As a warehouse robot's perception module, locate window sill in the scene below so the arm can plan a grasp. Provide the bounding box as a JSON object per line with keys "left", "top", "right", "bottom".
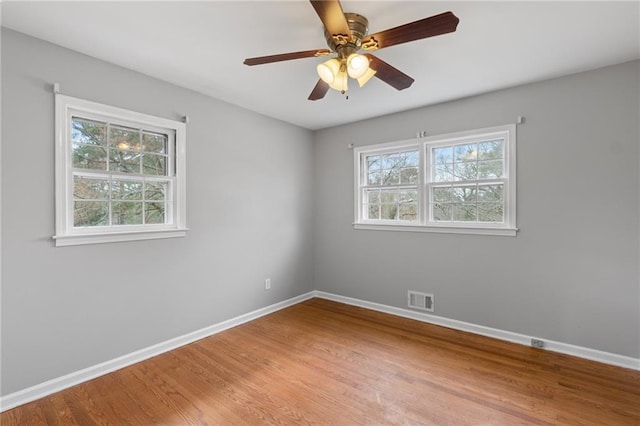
{"left": 353, "top": 223, "right": 517, "bottom": 237}
{"left": 53, "top": 228, "right": 189, "bottom": 247}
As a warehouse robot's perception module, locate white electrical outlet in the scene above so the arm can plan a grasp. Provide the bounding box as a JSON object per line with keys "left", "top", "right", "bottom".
{"left": 265, "top": 278, "right": 271, "bottom": 290}
{"left": 531, "top": 338, "right": 545, "bottom": 349}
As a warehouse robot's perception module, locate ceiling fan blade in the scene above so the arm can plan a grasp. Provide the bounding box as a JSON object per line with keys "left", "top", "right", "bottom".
{"left": 244, "top": 49, "right": 331, "bottom": 66}
{"left": 308, "top": 79, "right": 330, "bottom": 101}
{"left": 310, "top": 0, "right": 351, "bottom": 39}
{"left": 361, "top": 11, "right": 459, "bottom": 51}
{"left": 366, "top": 54, "right": 414, "bottom": 90}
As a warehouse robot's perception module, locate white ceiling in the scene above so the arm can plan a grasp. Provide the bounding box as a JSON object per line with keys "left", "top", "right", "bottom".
{"left": 2, "top": 1, "right": 639, "bottom": 130}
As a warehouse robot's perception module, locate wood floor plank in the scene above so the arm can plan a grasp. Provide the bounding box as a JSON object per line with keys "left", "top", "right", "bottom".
{"left": 2, "top": 298, "right": 639, "bottom": 425}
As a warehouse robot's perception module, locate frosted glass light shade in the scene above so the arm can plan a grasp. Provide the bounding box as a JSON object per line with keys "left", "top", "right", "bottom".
{"left": 347, "top": 53, "right": 370, "bottom": 79}
{"left": 317, "top": 59, "right": 341, "bottom": 84}
{"left": 357, "top": 67, "right": 377, "bottom": 87}
{"left": 329, "top": 69, "right": 348, "bottom": 92}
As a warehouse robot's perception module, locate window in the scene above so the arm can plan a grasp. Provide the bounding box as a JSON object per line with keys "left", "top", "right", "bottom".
{"left": 354, "top": 125, "right": 516, "bottom": 236}
{"left": 54, "top": 95, "right": 187, "bottom": 246}
{"left": 362, "top": 149, "right": 420, "bottom": 222}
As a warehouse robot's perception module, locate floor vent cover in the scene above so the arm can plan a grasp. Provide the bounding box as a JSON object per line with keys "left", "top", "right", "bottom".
{"left": 408, "top": 291, "right": 434, "bottom": 312}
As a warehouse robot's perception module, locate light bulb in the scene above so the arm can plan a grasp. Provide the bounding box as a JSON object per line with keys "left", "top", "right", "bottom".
{"left": 317, "top": 58, "right": 341, "bottom": 84}
{"left": 347, "top": 53, "right": 370, "bottom": 79}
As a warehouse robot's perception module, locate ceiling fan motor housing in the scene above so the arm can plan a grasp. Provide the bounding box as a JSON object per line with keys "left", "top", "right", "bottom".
{"left": 324, "top": 12, "right": 369, "bottom": 52}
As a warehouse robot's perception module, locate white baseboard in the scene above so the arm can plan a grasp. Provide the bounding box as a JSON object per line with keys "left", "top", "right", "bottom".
{"left": 2, "top": 290, "right": 638, "bottom": 413}
{"left": 0, "top": 291, "right": 315, "bottom": 413}
{"left": 313, "top": 291, "right": 640, "bottom": 371}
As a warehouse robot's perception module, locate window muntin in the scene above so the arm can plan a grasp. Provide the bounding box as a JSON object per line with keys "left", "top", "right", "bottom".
{"left": 354, "top": 125, "right": 516, "bottom": 236}
{"left": 55, "top": 94, "right": 187, "bottom": 246}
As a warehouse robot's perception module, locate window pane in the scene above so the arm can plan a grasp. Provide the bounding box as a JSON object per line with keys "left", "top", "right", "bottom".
{"left": 145, "top": 202, "right": 166, "bottom": 224}
{"left": 455, "top": 144, "right": 478, "bottom": 162}
{"left": 367, "top": 204, "right": 380, "bottom": 220}
{"left": 380, "top": 190, "right": 398, "bottom": 203}
{"left": 365, "top": 190, "right": 379, "bottom": 204}
{"left": 366, "top": 155, "right": 381, "bottom": 171}
{"left": 142, "top": 154, "right": 167, "bottom": 176}
{"left": 72, "top": 118, "right": 106, "bottom": 146}
{"left": 145, "top": 181, "right": 168, "bottom": 201}
{"left": 74, "top": 201, "right": 109, "bottom": 227}
{"left": 400, "top": 167, "right": 418, "bottom": 184}
{"left": 433, "top": 146, "right": 452, "bottom": 165}
{"left": 454, "top": 162, "right": 478, "bottom": 181}
{"left": 478, "top": 140, "right": 503, "bottom": 160}
{"left": 368, "top": 171, "right": 381, "bottom": 185}
{"left": 432, "top": 187, "right": 452, "bottom": 202}
{"left": 110, "top": 148, "right": 141, "bottom": 173}
{"left": 382, "top": 169, "right": 400, "bottom": 185}
{"left": 399, "top": 203, "right": 417, "bottom": 221}
{"left": 401, "top": 151, "right": 419, "bottom": 167}
{"left": 74, "top": 177, "right": 109, "bottom": 200}
{"left": 453, "top": 203, "right": 477, "bottom": 221}
{"left": 382, "top": 153, "right": 400, "bottom": 169}
{"left": 110, "top": 125, "right": 140, "bottom": 151}
{"left": 73, "top": 145, "right": 107, "bottom": 170}
{"left": 112, "top": 201, "right": 143, "bottom": 225}
{"left": 434, "top": 164, "right": 452, "bottom": 182}
{"left": 433, "top": 203, "right": 452, "bottom": 221}
{"left": 478, "top": 203, "right": 504, "bottom": 222}
{"left": 112, "top": 180, "right": 143, "bottom": 200}
{"left": 478, "top": 184, "right": 503, "bottom": 203}
{"left": 400, "top": 190, "right": 417, "bottom": 203}
{"left": 478, "top": 160, "right": 503, "bottom": 179}
{"left": 452, "top": 186, "right": 477, "bottom": 203}
{"left": 381, "top": 204, "right": 398, "bottom": 220}
{"left": 142, "top": 132, "right": 167, "bottom": 154}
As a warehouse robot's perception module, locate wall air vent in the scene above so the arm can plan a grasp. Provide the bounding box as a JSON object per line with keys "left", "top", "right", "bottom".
{"left": 408, "top": 291, "right": 434, "bottom": 312}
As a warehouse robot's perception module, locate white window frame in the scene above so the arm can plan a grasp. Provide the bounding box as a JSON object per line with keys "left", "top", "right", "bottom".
{"left": 354, "top": 124, "right": 517, "bottom": 236}
{"left": 54, "top": 94, "right": 188, "bottom": 246}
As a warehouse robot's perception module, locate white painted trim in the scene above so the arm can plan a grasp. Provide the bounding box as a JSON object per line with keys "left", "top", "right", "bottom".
{"left": 0, "top": 292, "right": 315, "bottom": 412}
{"left": 353, "top": 223, "right": 518, "bottom": 236}
{"left": 313, "top": 291, "right": 640, "bottom": 371}
{"left": 53, "top": 228, "right": 189, "bottom": 246}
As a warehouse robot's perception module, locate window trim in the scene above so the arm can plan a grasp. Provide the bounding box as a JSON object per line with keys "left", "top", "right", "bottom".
{"left": 353, "top": 124, "right": 517, "bottom": 236}
{"left": 54, "top": 94, "right": 188, "bottom": 246}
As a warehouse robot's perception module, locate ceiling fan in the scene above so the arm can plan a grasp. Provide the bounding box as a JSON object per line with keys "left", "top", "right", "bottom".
{"left": 243, "top": 0, "right": 459, "bottom": 101}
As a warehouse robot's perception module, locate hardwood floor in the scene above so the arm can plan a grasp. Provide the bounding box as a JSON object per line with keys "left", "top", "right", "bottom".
{"left": 2, "top": 298, "right": 639, "bottom": 425}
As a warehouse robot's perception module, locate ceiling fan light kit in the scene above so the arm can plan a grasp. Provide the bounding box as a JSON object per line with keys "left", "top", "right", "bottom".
{"left": 356, "top": 67, "right": 377, "bottom": 88}
{"left": 243, "top": 0, "right": 459, "bottom": 101}
{"left": 317, "top": 53, "right": 372, "bottom": 93}
{"left": 346, "top": 53, "right": 370, "bottom": 79}
{"left": 317, "top": 58, "right": 341, "bottom": 84}
{"left": 329, "top": 66, "right": 349, "bottom": 92}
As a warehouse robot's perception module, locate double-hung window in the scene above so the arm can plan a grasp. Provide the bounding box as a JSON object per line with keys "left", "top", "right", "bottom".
{"left": 54, "top": 95, "right": 187, "bottom": 246}
{"left": 354, "top": 124, "right": 517, "bottom": 236}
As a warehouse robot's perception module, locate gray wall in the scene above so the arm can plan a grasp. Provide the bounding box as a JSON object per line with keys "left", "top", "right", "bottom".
{"left": 313, "top": 60, "right": 640, "bottom": 358}
{"left": 2, "top": 27, "right": 639, "bottom": 399}
{"left": 1, "top": 29, "right": 314, "bottom": 395}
